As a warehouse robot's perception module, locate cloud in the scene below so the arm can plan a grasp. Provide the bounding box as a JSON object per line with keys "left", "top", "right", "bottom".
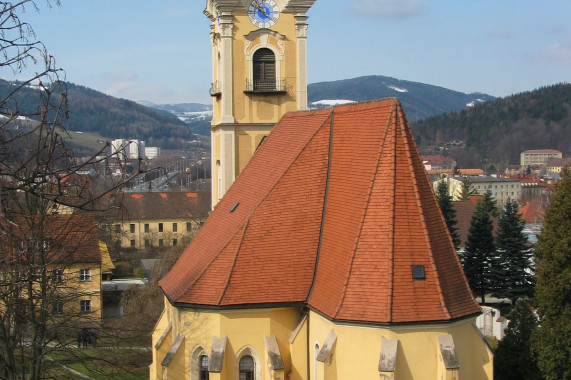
{"left": 350, "top": 0, "right": 423, "bottom": 19}
{"left": 488, "top": 29, "right": 512, "bottom": 39}
{"left": 541, "top": 38, "right": 571, "bottom": 65}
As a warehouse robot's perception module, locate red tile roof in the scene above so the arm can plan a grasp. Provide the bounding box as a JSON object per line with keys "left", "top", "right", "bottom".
{"left": 117, "top": 191, "right": 211, "bottom": 220}
{"left": 159, "top": 99, "right": 480, "bottom": 324}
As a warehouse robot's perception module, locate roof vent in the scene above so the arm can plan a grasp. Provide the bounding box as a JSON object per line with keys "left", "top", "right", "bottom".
{"left": 230, "top": 202, "right": 239, "bottom": 213}
{"left": 411, "top": 265, "right": 425, "bottom": 280}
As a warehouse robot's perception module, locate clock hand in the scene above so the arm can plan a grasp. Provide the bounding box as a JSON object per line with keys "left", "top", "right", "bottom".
{"left": 254, "top": 3, "right": 270, "bottom": 19}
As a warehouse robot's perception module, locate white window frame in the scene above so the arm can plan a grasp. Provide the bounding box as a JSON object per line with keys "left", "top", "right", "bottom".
{"left": 80, "top": 299, "right": 91, "bottom": 313}
{"left": 79, "top": 268, "right": 91, "bottom": 282}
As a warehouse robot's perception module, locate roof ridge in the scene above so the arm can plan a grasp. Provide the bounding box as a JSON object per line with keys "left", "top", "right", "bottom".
{"left": 217, "top": 217, "right": 250, "bottom": 305}
{"left": 333, "top": 103, "right": 395, "bottom": 319}
{"left": 176, "top": 223, "right": 248, "bottom": 301}
{"left": 387, "top": 104, "right": 398, "bottom": 323}
{"left": 306, "top": 111, "right": 334, "bottom": 302}
{"left": 397, "top": 103, "right": 452, "bottom": 320}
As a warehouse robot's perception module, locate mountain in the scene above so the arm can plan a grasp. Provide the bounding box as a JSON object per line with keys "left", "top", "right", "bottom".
{"left": 0, "top": 80, "right": 194, "bottom": 150}
{"left": 411, "top": 83, "right": 571, "bottom": 168}
{"left": 143, "top": 102, "right": 213, "bottom": 136}
{"left": 308, "top": 75, "right": 496, "bottom": 122}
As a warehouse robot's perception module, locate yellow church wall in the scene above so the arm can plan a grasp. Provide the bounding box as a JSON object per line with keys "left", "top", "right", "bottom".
{"left": 308, "top": 310, "right": 493, "bottom": 380}
{"left": 152, "top": 300, "right": 305, "bottom": 380}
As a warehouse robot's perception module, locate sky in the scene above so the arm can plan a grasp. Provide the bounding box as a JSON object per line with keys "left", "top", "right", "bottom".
{"left": 8, "top": 0, "right": 571, "bottom": 105}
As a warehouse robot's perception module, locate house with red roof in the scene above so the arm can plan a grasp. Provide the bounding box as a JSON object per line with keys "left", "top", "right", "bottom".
{"left": 150, "top": 100, "right": 492, "bottom": 380}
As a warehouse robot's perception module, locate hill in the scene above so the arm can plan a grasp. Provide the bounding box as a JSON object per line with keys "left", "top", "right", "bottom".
{"left": 0, "top": 80, "right": 193, "bottom": 151}
{"left": 411, "top": 83, "right": 571, "bottom": 168}
{"left": 308, "top": 75, "right": 495, "bottom": 122}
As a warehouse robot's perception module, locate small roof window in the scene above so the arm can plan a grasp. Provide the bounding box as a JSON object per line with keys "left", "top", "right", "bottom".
{"left": 411, "top": 265, "right": 425, "bottom": 280}
{"left": 230, "top": 202, "right": 239, "bottom": 213}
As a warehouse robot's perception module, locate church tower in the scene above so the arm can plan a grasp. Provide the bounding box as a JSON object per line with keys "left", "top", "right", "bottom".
{"left": 204, "top": 0, "right": 316, "bottom": 206}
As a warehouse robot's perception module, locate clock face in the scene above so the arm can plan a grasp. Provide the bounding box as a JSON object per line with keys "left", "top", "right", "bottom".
{"left": 248, "top": 0, "right": 280, "bottom": 29}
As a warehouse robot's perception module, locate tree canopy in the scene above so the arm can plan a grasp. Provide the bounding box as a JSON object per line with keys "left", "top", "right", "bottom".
{"left": 462, "top": 199, "right": 496, "bottom": 303}
{"left": 532, "top": 167, "right": 571, "bottom": 380}
{"left": 435, "top": 179, "right": 461, "bottom": 249}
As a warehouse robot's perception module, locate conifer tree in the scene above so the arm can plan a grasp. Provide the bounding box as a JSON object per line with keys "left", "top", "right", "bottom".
{"left": 532, "top": 167, "right": 571, "bottom": 380}
{"left": 436, "top": 180, "right": 461, "bottom": 249}
{"left": 482, "top": 190, "right": 499, "bottom": 217}
{"left": 494, "top": 300, "right": 541, "bottom": 380}
{"left": 493, "top": 199, "right": 534, "bottom": 303}
{"left": 462, "top": 199, "right": 495, "bottom": 303}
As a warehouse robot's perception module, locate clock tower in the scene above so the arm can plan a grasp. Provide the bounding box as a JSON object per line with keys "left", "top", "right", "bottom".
{"left": 204, "top": 0, "right": 316, "bottom": 206}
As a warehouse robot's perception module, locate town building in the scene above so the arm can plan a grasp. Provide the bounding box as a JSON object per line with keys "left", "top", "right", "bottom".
{"left": 151, "top": 99, "right": 493, "bottom": 380}
{"left": 520, "top": 149, "right": 562, "bottom": 167}
{"left": 546, "top": 157, "right": 571, "bottom": 173}
{"left": 207, "top": 0, "right": 315, "bottom": 205}
{"left": 0, "top": 213, "right": 114, "bottom": 325}
{"left": 468, "top": 176, "right": 522, "bottom": 205}
{"left": 109, "top": 191, "right": 210, "bottom": 249}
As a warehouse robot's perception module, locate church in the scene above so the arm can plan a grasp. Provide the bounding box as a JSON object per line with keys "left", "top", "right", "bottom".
{"left": 150, "top": 1, "right": 493, "bottom": 379}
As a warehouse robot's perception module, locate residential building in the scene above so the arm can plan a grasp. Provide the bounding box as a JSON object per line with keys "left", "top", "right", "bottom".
{"left": 0, "top": 213, "right": 113, "bottom": 325}
{"left": 422, "top": 154, "right": 456, "bottom": 171}
{"left": 151, "top": 100, "right": 492, "bottom": 380}
{"left": 520, "top": 149, "right": 562, "bottom": 167}
{"left": 546, "top": 157, "right": 571, "bottom": 173}
{"left": 110, "top": 191, "right": 210, "bottom": 249}
{"left": 468, "top": 176, "right": 522, "bottom": 205}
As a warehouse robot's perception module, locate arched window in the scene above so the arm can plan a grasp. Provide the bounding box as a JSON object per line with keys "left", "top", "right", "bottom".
{"left": 252, "top": 48, "right": 276, "bottom": 91}
{"left": 199, "top": 355, "right": 209, "bottom": 380}
{"left": 239, "top": 355, "right": 255, "bottom": 380}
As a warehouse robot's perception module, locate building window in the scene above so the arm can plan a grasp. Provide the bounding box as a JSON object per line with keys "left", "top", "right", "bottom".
{"left": 239, "top": 356, "right": 255, "bottom": 380}
{"left": 173, "top": 223, "right": 178, "bottom": 232}
{"left": 79, "top": 269, "right": 91, "bottom": 282}
{"left": 252, "top": 48, "right": 276, "bottom": 91}
{"left": 51, "top": 269, "right": 64, "bottom": 283}
{"left": 145, "top": 239, "right": 150, "bottom": 247}
{"left": 199, "top": 355, "right": 209, "bottom": 380}
{"left": 144, "top": 223, "right": 149, "bottom": 233}
{"left": 158, "top": 223, "right": 163, "bottom": 232}
{"left": 187, "top": 222, "right": 192, "bottom": 232}
{"left": 114, "top": 224, "right": 121, "bottom": 233}
{"left": 80, "top": 300, "right": 91, "bottom": 313}
{"left": 52, "top": 300, "right": 64, "bottom": 314}
{"left": 173, "top": 239, "right": 177, "bottom": 246}
{"left": 159, "top": 239, "right": 164, "bottom": 247}
{"left": 130, "top": 224, "right": 135, "bottom": 233}
{"left": 130, "top": 239, "right": 136, "bottom": 247}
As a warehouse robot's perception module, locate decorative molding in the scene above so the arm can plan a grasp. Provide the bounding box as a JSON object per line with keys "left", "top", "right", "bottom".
{"left": 220, "top": 23, "right": 234, "bottom": 37}
{"left": 244, "top": 29, "right": 286, "bottom": 41}
{"left": 295, "top": 23, "right": 308, "bottom": 38}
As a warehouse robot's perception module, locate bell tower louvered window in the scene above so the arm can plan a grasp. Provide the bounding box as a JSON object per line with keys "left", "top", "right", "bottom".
{"left": 252, "top": 48, "right": 276, "bottom": 91}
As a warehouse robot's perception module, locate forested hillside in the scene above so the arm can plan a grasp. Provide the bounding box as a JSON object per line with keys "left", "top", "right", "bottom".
{"left": 411, "top": 83, "right": 571, "bottom": 168}
{"left": 308, "top": 75, "right": 495, "bottom": 122}
{"left": 0, "top": 80, "right": 193, "bottom": 149}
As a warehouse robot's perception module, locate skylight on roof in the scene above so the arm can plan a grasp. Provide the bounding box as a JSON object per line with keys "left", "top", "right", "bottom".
{"left": 412, "top": 265, "right": 425, "bottom": 280}
{"left": 230, "top": 202, "right": 239, "bottom": 213}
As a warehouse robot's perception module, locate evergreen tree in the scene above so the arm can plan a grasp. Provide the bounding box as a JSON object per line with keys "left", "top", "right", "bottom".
{"left": 531, "top": 167, "right": 571, "bottom": 380}
{"left": 493, "top": 200, "right": 534, "bottom": 303}
{"left": 436, "top": 180, "right": 461, "bottom": 249}
{"left": 462, "top": 199, "right": 495, "bottom": 303}
{"left": 482, "top": 190, "right": 500, "bottom": 217}
{"left": 494, "top": 300, "right": 542, "bottom": 380}
{"left": 459, "top": 176, "right": 475, "bottom": 200}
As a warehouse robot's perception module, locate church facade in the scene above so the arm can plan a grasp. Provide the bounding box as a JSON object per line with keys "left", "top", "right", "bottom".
{"left": 150, "top": 100, "right": 493, "bottom": 379}
{"left": 149, "top": 2, "right": 492, "bottom": 379}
